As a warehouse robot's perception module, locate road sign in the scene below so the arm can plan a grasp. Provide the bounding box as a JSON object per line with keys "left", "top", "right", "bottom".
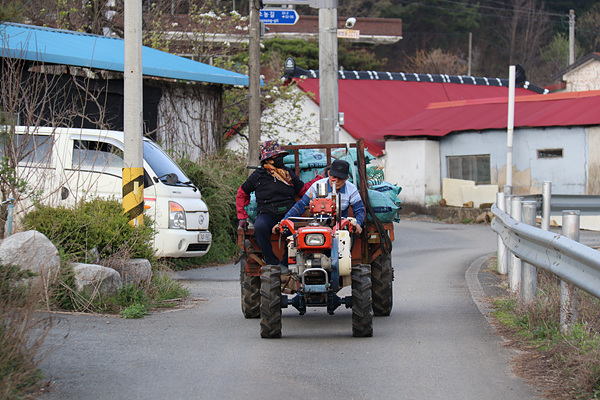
{"left": 337, "top": 29, "right": 360, "bottom": 39}
{"left": 260, "top": 9, "right": 299, "bottom": 25}
{"left": 262, "top": 0, "right": 309, "bottom": 4}
{"left": 262, "top": 0, "right": 335, "bottom": 7}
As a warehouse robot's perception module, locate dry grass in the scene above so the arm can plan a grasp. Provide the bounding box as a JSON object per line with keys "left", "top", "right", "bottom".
{"left": 0, "top": 264, "right": 55, "bottom": 399}
{"left": 491, "top": 270, "right": 600, "bottom": 400}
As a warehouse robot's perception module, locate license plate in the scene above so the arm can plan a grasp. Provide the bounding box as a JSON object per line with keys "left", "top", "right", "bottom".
{"left": 198, "top": 232, "right": 212, "bottom": 243}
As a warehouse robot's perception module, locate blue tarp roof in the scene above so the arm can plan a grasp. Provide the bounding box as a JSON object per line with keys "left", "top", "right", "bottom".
{"left": 0, "top": 22, "right": 249, "bottom": 86}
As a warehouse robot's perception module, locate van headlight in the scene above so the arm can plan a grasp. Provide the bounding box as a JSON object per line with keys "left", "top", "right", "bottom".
{"left": 169, "top": 201, "right": 186, "bottom": 229}
{"left": 304, "top": 233, "right": 325, "bottom": 246}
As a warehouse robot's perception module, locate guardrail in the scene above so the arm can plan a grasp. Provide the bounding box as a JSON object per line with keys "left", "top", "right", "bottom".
{"left": 520, "top": 194, "right": 600, "bottom": 215}
{"left": 491, "top": 204, "right": 600, "bottom": 298}
{"left": 491, "top": 191, "right": 600, "bottom": 332}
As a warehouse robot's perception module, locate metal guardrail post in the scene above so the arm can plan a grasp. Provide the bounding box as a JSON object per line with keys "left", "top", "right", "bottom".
{"left": 496, "top": 192, "right": 508, "bottom": 275}
{"left": 503, "top": 185, "right": 513, "bottom": 215}
{"left": 521, "top": 201, "right": 537, "bottom": 302}
{"left": 560, "top": 210, "right": 580, "bottom": 334}
{"left": 509, "top": 196, "right": 523, "bottom": 292}
{"left": 542, "top": 181, "right": 551, "bottom": 231}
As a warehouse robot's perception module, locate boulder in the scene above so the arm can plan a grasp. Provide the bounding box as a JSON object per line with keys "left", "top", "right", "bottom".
{"left": 72, "top": 263, "right": 122, "bottom": 296}
{"left": 476, "top": 211, "right": 493, "bottom": 224}
{"left": 0, "top": 230, "right": 61, "bottom": 287}
{"left": 101, "top": 258, "right": 152, "bottom": 286}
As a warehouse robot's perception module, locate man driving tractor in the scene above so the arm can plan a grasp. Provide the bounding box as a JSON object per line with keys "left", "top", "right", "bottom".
{"left": 274, "top": 159, "right": 365, "bottom": 235}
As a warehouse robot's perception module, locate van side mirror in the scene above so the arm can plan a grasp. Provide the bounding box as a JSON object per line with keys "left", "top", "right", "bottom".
{"left": 154, "top": 173, "right": 179, "bottom": 185}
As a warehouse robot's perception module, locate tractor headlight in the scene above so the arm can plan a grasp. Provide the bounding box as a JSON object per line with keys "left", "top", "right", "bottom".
{"left": 304, "top": 233, "right": 325, "bottom": 246}
{"left": 169, "top": 201, "right": 186, "bottom": 229}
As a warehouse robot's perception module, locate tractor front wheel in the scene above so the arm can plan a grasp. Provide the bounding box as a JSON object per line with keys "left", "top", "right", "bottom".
{"left": 351, "top": 264, "right": 373, "bottom": 337}
{"left": 260, "top": 265, "right": 282, "bottom": 338}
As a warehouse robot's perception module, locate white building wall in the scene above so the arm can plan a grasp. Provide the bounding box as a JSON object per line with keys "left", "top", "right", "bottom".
{"left": 157, "top": 86, "right": 220, "bottom": 161}
{"left": 563, "top": 60, "right": 600, "bottom": 92}
{"left": 384, "top": 139, "right": 440, "bottom": 204}
{"left": 440, "top": 127, "right": 588, "bottom": 195}
{"left": 225, "top": 86, "right": 381, "bottom": 166}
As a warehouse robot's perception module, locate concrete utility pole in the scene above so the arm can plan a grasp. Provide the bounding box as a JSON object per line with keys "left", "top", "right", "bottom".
{"left": 248, "top": 0, "right": 262, "bottom": 169}
{"left": 569, "top": 9, "right": 575, "bottom": 66}
{"left": 123, "top": 0, "right": 144, "bottom": 226}
{"left": 318, "top": 0, "right": 339, "bottom": 144}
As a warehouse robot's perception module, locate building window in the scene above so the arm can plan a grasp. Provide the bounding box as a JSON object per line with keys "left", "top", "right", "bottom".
{"left": 447, "top": 154, "right": 490, "bottom": 184}
{"left": 537, "top": 148, "right": 563, "bottom": 158}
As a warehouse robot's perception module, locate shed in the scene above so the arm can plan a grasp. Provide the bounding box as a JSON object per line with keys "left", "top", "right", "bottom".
{"left": 555, "top": 52, "right": 600, "bottom": 93}
{"left": 382, "top": 90, "right": 600, "bottom": 206}
{"left": 0, "top": 22, "right": 249, "bottom": 160}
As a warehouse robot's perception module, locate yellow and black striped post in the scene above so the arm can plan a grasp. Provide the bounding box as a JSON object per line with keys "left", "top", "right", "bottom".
{"left": 123, "top": 167, "right": 144, "bottom": 226}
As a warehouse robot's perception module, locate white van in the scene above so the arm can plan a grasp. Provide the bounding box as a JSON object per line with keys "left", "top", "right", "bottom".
{"left": 8, "top": 126, "right": 211, "bottom": 258}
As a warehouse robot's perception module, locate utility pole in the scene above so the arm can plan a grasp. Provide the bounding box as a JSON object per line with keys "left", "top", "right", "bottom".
{"left": 123, "top": 0, "right": 144, "bottom": 227}
{"left": 318, "top": 0, "right": 338, "bottom": 144}
{"left": 248, "top": 0, "right": 261, "bottom": 169}
{"left": 468, "top": 32, "right": 472, "bottom": 76}
{"left": 569, "top": 9, "right": 575, "bottom": 66}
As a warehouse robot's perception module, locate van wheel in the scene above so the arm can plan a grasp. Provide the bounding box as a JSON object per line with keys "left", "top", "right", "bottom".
{"left": 371, "top": 254, "right": 393, "bottom": 316}
{"left": 240, "top": 259, "right": 260, "bottom": 318}
{"left": 260, "top": 265, "right": 282, "bottom": 338}
{"left": 351, "top": 264, "right": 373, "bottom": 337}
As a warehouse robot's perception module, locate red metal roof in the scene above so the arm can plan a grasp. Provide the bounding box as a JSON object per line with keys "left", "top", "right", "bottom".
{"left": 296, "top": 78, "right": 539, "bottom": 156}
{"left": 380, "top": 90, "right": 600, "bottom": 138}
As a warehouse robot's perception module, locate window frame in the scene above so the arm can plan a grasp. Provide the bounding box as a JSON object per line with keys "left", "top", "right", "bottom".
{"left": 447, "top": 154, "right": 491, "bottom": 184}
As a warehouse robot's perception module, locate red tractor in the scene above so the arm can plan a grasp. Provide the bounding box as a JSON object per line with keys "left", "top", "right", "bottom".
{"left": 238, "top": 141, "right": 395, "bottom": 338}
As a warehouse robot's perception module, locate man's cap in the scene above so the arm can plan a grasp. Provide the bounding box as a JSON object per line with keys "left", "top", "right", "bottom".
{"left": 330, "top": 159, "right": 350, "bottom": 180}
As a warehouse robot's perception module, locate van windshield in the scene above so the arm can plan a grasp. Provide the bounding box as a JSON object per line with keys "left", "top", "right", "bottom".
{"left": 143, "top": 140, "right": 192, "bottom": 186}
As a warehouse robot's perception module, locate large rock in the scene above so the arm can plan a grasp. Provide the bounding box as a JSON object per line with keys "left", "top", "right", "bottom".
{"left": 0, "top": 230, "right": 61, "bottom": 287}
{"left": 100, "top": 258, "right": 152, "bottom": 286}
{"left": 72, "top": 263, "right": 122, "bottom": 296}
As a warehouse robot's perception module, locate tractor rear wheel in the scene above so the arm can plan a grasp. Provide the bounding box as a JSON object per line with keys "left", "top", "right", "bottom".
{"left": 371, "top": 254, "right": 393, "bottom": 316}
{"left": 241, "top": 259, "right": 260, "bottom": 318}
{"left": 351, "top": 264, "right": 373, "bottom": 337}
{"left": 260, "top": 265, "right": 282, "bottom": 338}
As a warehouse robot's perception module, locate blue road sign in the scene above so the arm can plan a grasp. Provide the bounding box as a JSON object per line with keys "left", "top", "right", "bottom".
{"left": 263, "top": 0, "right": 309, "bottom": 4}
{"left": 260, "top": 9, "right": 299, "bottom": 25}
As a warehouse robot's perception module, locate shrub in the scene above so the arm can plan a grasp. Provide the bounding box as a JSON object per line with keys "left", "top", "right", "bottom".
{"left": 176, "top": 150, "right": 247, "bottom": 266}
{"left": 120, "top": 303, "right": 149, "bottom": 319}
{"left": 23, "top": 198, "right": 156, "bottom": 262}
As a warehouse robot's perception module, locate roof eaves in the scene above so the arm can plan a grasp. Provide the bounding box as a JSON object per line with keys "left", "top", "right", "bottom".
{"left": 552, "top": 52, "right": 600, "bottom": 80}
{"left": 0, "top": 22, "right": 250, "bottom": 86}
{"left": 289, "top": 69, "right": 549, "bottom": 94}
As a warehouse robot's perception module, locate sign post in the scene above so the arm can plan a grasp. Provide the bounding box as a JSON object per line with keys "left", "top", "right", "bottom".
{"left": 258, "top": 0, "right": 340, "bottom": 145}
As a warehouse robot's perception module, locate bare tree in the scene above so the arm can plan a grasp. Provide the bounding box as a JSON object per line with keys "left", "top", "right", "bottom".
{"left": 0, "top": 43, "right": 120, "bottom": 237}
{"left": 406, "top": 48, "right": 468, "bottom": 76}
{"left": 577, "top": 3, "right": 600, "bottom": 54}
{"left": 17, "top": 0, "right": 119, "bottom": 35}
{"left": 497, "top": 0, "right": 552, "bottom": 77}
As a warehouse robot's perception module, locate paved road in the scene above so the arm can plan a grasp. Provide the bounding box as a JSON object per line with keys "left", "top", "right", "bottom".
{"left": 38, "top": 220, "right": 543, "bottom": 400}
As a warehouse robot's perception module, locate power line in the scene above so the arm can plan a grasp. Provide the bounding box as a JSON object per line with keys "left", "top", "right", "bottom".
{"left": 396, "top": 0, "right": 565, "bottom": 23}
{"left": 482, "top": 0, "right": 565, "bottom": 17}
